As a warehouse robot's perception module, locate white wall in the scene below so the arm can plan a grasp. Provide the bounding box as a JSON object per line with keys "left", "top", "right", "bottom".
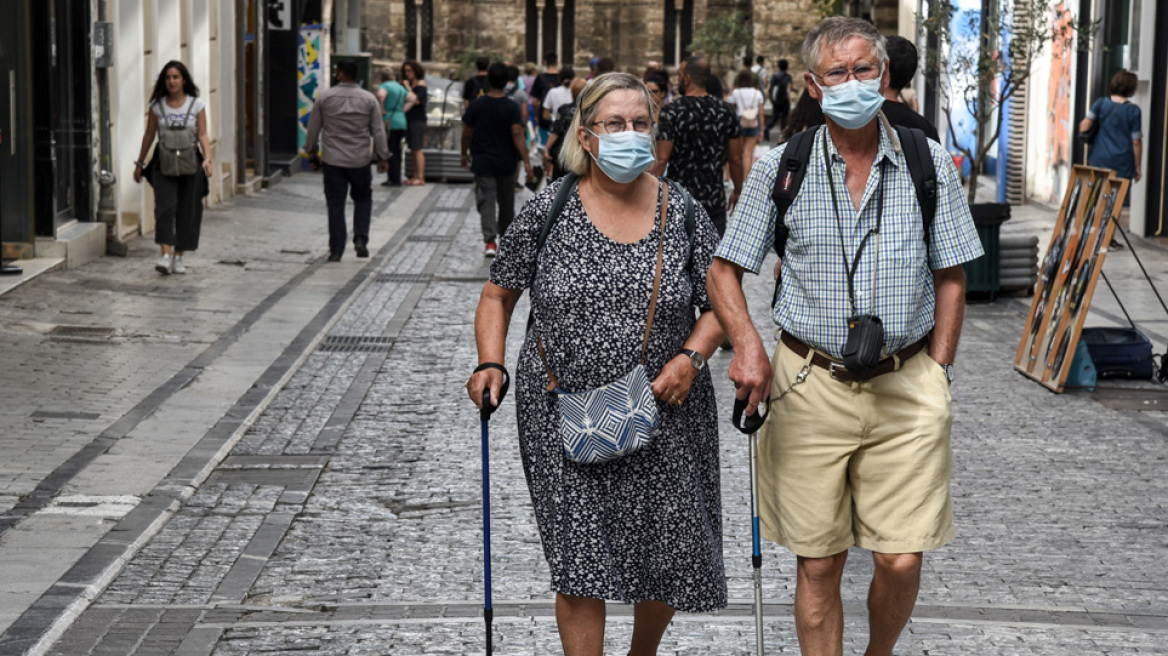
{"left": 1126, "top": 0, "right": 1156, "bottom": 236}
{"left": 215, "top": 0, "right": 236, "bottom": 200}
{"left": 113, "top": 0, "right": 148, "bottom": 239}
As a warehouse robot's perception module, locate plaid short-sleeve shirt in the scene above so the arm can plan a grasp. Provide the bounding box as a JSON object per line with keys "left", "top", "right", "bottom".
{"left": 715, "top": 117, "right": 983, "bottom": 359}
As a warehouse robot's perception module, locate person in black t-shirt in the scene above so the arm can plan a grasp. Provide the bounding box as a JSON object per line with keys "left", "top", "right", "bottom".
{"left": 764, "top": 59, "right": 792, "bottom": 142}
{"left": 651, "top": 56, "right": 743, "bottom": 236}
{"left": 529, "top": 52, "right": 561, "bottom": 132}
{"left": 462, "top": 63, "right": 534, "bottom": 256}
{"left": 463, "top": 56, "right": 491, "bottom": 112}
{"left": 881, "top": 36, "right": 941, "bottom": 143}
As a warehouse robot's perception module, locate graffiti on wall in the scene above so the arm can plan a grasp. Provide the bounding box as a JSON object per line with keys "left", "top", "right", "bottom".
{"left": 1045, "top": 2, "right": 1075, "bottom": 201}
{"left": 298, "top": 26, "right": 324, "bottom": 150}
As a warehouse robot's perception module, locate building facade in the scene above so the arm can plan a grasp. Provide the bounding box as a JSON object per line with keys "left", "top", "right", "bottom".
{"left": 360, "top": 0, "right": 864, "bottom": 76}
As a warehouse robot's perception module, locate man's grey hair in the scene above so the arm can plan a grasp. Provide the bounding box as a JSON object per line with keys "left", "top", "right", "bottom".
{"left": 802, "top": 17, "right": 888, "bottom": 74}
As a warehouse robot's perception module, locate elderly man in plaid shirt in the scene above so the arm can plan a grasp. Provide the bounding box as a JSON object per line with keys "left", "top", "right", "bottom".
{"left": 707, "top": 17, "right": 982, "bottom": 656}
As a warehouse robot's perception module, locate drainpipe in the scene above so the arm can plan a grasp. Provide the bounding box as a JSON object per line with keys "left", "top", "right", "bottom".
{"left": 95, "top": 0, "right": 126, "bottom": 255}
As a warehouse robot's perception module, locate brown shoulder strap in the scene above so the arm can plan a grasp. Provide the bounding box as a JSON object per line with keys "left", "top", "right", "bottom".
{"left": 640, "top": 181, "right": 668, "bottom": 365}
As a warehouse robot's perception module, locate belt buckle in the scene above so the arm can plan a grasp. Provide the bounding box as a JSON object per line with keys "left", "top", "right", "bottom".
{"left": 829, "top": 361, "right": 849, "bottom": 381}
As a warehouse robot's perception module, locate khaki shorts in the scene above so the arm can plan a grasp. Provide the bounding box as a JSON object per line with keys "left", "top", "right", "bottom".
{"left": 757, "top": 338, "right": 955, "bottom": 558}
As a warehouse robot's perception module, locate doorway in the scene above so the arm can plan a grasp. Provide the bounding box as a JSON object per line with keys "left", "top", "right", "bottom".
{"left": 31, "top": 0, "right": 92, "bottom": 236}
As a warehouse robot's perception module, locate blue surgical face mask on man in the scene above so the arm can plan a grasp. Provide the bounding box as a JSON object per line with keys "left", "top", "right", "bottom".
{"left": 817, "top": 75, "right": 885, "bottom": 130}
{"left": 586, "top": 129, "right": 656, "bottom": 184}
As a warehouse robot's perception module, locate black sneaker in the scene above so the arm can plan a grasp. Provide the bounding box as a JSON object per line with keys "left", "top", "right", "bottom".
{"left": 328, "top": 253, "right": 342, "bottom": 262}
{"left": 354, "top": 238, "right": 369, "bottom": 258}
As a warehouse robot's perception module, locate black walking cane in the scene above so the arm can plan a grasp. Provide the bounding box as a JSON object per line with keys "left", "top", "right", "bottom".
{"left": 475, "top": 364, "right": 510, "bottom": 655}
{"left": 733, "top": 396, "right": 770, "bottom": 656}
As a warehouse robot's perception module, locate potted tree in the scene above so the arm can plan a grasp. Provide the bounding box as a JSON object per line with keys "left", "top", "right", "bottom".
{"left": 921, "top": 0, "right": 1082, "bottom": 206}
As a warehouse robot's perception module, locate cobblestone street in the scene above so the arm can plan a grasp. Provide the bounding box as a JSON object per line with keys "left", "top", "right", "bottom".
{"left": 1, "top": 174, "right": 1167, "bottom": 654}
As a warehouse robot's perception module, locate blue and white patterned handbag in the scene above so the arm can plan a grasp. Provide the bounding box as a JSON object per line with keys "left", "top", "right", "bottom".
{"left": 537, "top": 185, "right": 669, "bottom": 465}
{"left": 553, "top": 364, "right": 661, "bottom": 465}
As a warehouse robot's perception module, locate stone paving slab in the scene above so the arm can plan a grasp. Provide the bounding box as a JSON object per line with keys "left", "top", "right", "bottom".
{"left": 22, "top": 181, "right": 1168, "bottom": 655}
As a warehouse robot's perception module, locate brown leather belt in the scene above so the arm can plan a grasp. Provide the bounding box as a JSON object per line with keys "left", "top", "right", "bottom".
{"left": 779, "top": 331, "right": 928, "bottom": 383}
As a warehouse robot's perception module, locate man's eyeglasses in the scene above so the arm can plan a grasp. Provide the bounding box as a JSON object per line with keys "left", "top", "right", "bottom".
{"left": 812, "top": 63, "right": 882, "bottom": 87}
{"left": 591, "top": 117, "right": 654, "bottom": 134}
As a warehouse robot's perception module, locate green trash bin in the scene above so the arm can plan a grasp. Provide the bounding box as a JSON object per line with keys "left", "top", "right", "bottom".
{"left": 963, "top": 203, "right": 1010, "bottom": 299}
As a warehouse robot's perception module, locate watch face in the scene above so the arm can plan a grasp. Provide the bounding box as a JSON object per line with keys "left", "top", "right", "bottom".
{"left": 691, "top": 351, "right": 706, "bottom": 371}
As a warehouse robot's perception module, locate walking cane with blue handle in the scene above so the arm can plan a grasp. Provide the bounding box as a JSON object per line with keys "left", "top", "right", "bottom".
{"left": 475, "top": 363, "right": 510, "bottom": 656}
{"left": 733, "top": 397, "right": 770, "bottom": 656}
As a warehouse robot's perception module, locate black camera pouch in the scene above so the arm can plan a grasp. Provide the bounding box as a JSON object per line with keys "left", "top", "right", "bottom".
{"left": 842, "top": 314, "right": 885, "bottom": 380}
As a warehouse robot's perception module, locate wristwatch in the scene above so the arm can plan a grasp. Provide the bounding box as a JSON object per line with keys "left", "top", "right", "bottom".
{"left": 940, "top": 363, "right": 954, "bottom": 385}
{"left": 681, "top": 348, "right": 706, "bottom": 372}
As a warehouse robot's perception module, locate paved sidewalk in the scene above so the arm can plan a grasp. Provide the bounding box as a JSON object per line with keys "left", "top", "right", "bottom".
{"left": 1, "top": 178, "right": 1167, "bottom": 655}
{"left": 0, "top": 171, "right": 430, "bottom": 648}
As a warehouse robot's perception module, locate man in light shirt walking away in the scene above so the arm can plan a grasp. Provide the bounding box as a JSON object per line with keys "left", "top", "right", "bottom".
{"left": 303, "top": 60, "right": 390, "bottom": 262}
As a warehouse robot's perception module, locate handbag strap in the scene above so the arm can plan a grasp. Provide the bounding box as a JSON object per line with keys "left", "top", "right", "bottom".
{"left": 538, "top": 180, "right": 670, "bottom": 392}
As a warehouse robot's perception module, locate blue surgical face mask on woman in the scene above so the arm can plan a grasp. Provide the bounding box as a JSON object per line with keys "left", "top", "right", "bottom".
{"left": 817, "top": 75, "right": 885, "bottom": 130}
{"left": 586, "top": 129, "right": 656, "bottom": 184}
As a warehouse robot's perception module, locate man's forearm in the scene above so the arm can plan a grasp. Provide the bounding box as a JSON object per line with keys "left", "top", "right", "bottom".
{"left": 708, "top": 258, "right": 764, "bottom": 352}
{"left": 930, "top": 265, "right": 966, "bottom": 364}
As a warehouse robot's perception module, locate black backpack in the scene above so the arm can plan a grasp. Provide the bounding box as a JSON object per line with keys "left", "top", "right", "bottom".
{"left": 769, "top": 124, "right": 937, "bottom": 294}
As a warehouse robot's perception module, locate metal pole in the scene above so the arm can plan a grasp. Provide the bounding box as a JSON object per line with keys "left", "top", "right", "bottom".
{"left": 236, "top": 0, "right": 247, "bottom": 185}
{"left": 555, "top": 0, "right": 564, "bottom": 67}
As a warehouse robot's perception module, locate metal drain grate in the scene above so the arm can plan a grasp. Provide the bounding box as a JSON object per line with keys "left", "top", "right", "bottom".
{"left": 318, "top": 335, "right": 394, "bottom": 353}
{"left": 30, "top": 411, "right": 102, "bottom": 421}
{"left": 375, "top": 273, "right": 432, "bottom": 283}
{"left": 49, "top": 325, "right": 116, "bottom": 337}
{"left": 406, "top": 235, "right": 455, "bottom": 242}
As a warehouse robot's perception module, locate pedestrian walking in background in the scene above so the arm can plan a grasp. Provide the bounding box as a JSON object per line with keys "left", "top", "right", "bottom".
{"left": 530, "top": 52, "right": 561, "bottom": 136}
{"left": 779, "top": 89, "right": 826, "bottom": 143}
{"left": 765, "top": 59, "right": 793, "bottom": 142}
{"left": 751, "top": 55, "right": 770, "bottom": 98}
{"left": 651, "top": 56, "right": 743, "bottom": 236}
{"left": 1080, "top": 69, "right": 1143, "bottom": 183}
{"left": 401, "top": 60, "right": 428, "bottom": 186}
{"left": 729, "top": 69, "right": 766, "bottom": 180}
{"left": 881, "top": 36, "right": 940, "bottom": 142}
{"left": 376, "top": 67, "right": 409, "bottom": 187}
{"left": 133, "top": 60, "right": 213, "bottom": 276}
{"left": 462, "top": 56, "right": 490, "bottom": 112}
{"left": 542, "top": 66, "right": 575, "bottom": 126}
{"left": 544, "top": 77, "right": 587, "bottom": 181}
{"left": 708, "top": 17, "right": 983, "bottom": 656}
{"left": 468, "top": 72, "right": 727, "bottom": 655}
{"left": 521, "top": 61, "right": 538, "bottom": 94}
{"left": 461, "top": 63, "right": 533, "bottom": 257}
{"left": 302, "top": 60, "right": 390, "bottom": 263}
{"left": 645, "top": 72, "right": 670, "bottom": 114}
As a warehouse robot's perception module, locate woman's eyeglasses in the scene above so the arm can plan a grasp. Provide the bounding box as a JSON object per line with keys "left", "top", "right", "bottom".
{"left": 591, "top": 117, "right": 654, "bottom": 134}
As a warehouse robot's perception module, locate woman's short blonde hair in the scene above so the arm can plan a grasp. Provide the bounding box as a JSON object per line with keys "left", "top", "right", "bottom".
{"left": 559, "top": 72, "right": 656, "bottom": 177}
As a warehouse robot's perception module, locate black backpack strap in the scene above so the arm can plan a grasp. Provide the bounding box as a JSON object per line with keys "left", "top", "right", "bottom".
{"left": 662, "top": 177, "right": 695, "bottom": 244}
{"left": 536, "top": 172, "right": 580, "bottom": 252}
{"left": 893, "top": 125, "right": 937, "bottom": 249}
{"left": 770, "top": 127, "right": 819, "bottom": 258}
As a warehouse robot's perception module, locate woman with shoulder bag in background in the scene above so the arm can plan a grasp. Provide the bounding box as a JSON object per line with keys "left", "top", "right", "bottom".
{"left": 729, "top": 68, "right": 765, "bottom": 180}
{"left": 1079, "top": 69, "right": 1143, "bottom": 184}
{"left": 467, "top": 73, "right": 727, "bottom": 655}
{"left": 133, "top": 61, "right": 213, "bottom": 275}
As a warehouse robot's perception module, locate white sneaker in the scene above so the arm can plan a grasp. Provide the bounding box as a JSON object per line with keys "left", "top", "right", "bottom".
{"left": 171, "top": 255, "right": 186, "bottom": 274}
{"left": 155, "top": 253, "right": 173, "bottom": 275}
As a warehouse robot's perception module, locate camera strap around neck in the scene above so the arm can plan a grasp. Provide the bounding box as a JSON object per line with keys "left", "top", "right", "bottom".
{"left": 822, "top": 128, "right": 886, "bottom": 317}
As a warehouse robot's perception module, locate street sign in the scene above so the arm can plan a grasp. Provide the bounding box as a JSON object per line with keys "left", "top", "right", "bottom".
{"left": 269, "top": 0, "right": 292, "bottom": 31}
